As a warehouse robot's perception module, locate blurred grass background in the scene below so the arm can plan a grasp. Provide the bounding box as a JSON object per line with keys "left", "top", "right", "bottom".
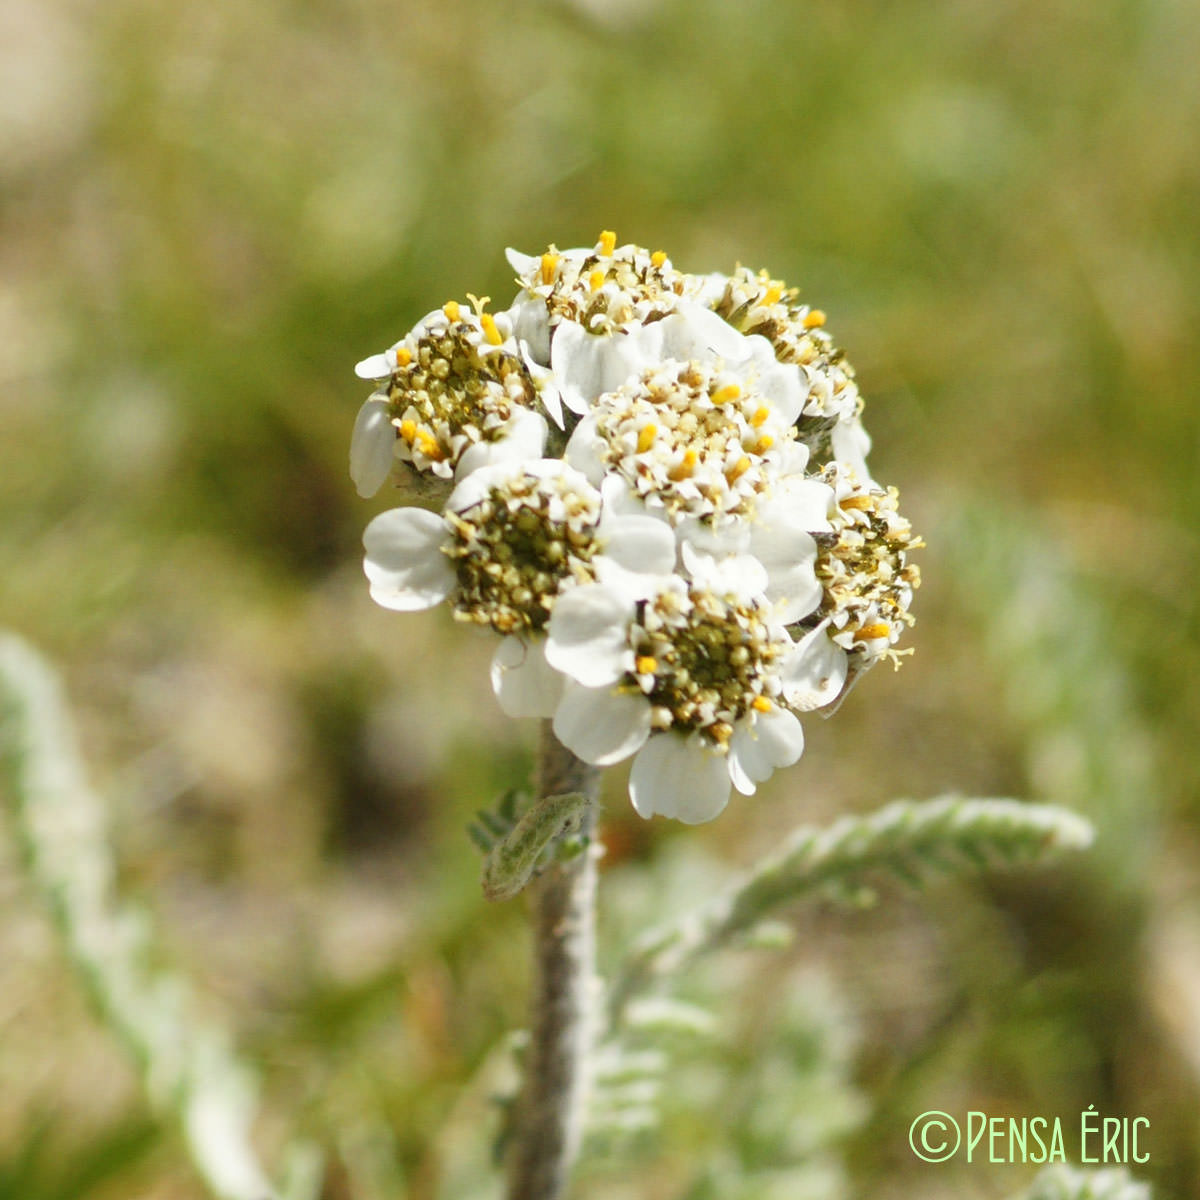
{"left": 2, "top": 0, "right": 1199, "bottom": 1195}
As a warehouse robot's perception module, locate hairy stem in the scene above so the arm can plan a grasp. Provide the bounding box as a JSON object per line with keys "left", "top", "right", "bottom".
{"left": 504, "top": 724, "right": 599, "bottom": 1200}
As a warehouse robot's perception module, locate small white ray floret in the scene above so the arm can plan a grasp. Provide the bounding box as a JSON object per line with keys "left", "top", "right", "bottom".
{"left": 543, "top": 581, "right": 645, "bottom": 688}
{"left": 350, "top": 396, "right": 397, "bottom": 498}
{"left": 490, "top": 636, "right": 564, "bottom": 719}
{"left": 727, "top": 704, "right": 806, "bottom": 796}
{"left": 628, "top": 733, "right": 732, "bottom": 824}
{"left": 781, "top": 620, "right": 849, "bottom": 711}
{"left": 362, "top": 507, "right": 455, "bottom": 611}
{"left": 553, "top": 681, "right": 653, "bottom": 766}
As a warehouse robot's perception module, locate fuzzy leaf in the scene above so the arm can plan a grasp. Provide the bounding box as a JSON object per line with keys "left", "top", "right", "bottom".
{"left": 1011, "top": 1164, "right": 1152, "bottom": 1200}
{"left": 610, "top": 796, "right": 1094, "bottom": 1024}
{"left": 481, "top": 790, "right": 591, "bottom": 902}
{"left": 0, "top": 634, "right": 321, "bottom": 1200}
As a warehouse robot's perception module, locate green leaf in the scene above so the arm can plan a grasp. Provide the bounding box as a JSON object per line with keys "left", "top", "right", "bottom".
{"left": 609, "top": 796, "right": 1094, "bottom": 1026}
{"left": 481, "top": 791, "right": 591, "bottom": 902}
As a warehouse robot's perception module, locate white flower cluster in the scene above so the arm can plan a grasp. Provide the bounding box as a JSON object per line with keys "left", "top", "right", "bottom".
{"left": 351, "top": 232, "right": 920, "bottom": 824}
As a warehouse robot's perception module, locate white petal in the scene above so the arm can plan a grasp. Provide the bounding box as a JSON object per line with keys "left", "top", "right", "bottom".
{"left": 681, "top": 542, "right": 768, "bottom": 598}
{"left": 775, "top": 440, "right": 811, "bottom": 477}
{"left": 350, "top": 398, "right": 396, "bottom": 498}
{"left": 550, "top": 319, "right": 665, "bottom": 413}
{"left": 720, "top": 554, "right": 769, "bottom": 596}
{"left": 550, "top": 322, "right": 607, "bottom": 414}
{"left": 545, "top": 584, "right": 634, "bottom": 687}
{"left": 675, "top": 515, "right": 751, "bottom": 558}
{"left": 726, "top": 746, "right": 756, "bottom": 797}
{"left": 727, "top": 706, "right": 805, "bottom": 794}
{"left": 537, "top": 383, "right": 565, "bottom": 429}
{"left": 831, "top": 416, "right": 874, "bottom": 485}
{"left": 552, "top": 681, "right": 651, "bottom": 766}
{"left": 598, "top": 513, "right": 676, "bottom": 576}
{"left": 684, "top": 271, "right": 730, "bottom": 307}
{"left": 490, "top": 637, "right": 562, "bottom": 718}
{"left": 656, "top": 302, "right": 751, "bottom": 363}
{"left": 505, "top": 247, "right": 539, "bottom": 277}
{"left": 747, "top": 355, "right": 806, "bottom": 425}
{"left": 748, "top": 517, "right": 814, "bottom": 571}
{"left": 446, "top": 462, "right": 499, "bottom": 511}
{"left": 720, "top": 549, "right": 768, "bottom": 592}
{"left": 764, "top": 478, "right": 834, "bottom": 533}
{"left": 455, "top": 409, "right": 548, "bottom": 479}
{"left": 629, "top": 735, "right": 731, "bottom": 824}
{"left": 354, "top": 351, "right": 393, "bottom": 380}
{"left": 782, "top": 624, "right": 849, "bottom": 710}
{"left": 454, "top": 440, "right": 497, "bottom": 480}
{"left": 564, "top": 415, "right": 609, "bottom": 485}
{"left": 362, "top": 508, "right": 454, "bottom": 611}
{"left": 509, "top": 294, "right": 551, "bottom": 366}
{"left": 750, "top": 522, "right": 821, "bottom": 623}
{"left": 768, "top": 563, "right": 822, "bottom": 624}
{"left": 507, "top": 406, "right": 550, "bottom": 456}
{"left": 592, "top": 559, "right": 677, "bottom": 606}
{"left": 521, "top": 351, "right": 564, "bottom": 426}
{"left": 599, "top": 472, "right": 644, "bottom": 514}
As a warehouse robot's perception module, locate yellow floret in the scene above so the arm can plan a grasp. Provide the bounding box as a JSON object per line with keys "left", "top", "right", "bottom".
{"left": 480, "top": 313, "right": 503, "bottom": 346}
{"left": 668, "top": 448, "right": 698, "bottom": 481}
{"left": 840, "top": 495, "right": 874, "bottom": 511}
{"left": 854, "top": 623, "right": 890, "bottom": 641}
{"left": 417, "top": 435, "right": 445, "bottom": 462}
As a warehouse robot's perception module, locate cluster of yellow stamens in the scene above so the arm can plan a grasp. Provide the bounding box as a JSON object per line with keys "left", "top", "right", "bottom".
{"left": 385, "top": 299, "right": 535, "bottom": 476}
{"left": 517, "top": 230, "right": 685, "bottom": 335}
{"left": 712, "top": 267, "right": 862, "bottom": 427}
{"left": 626, "top": 587, "right": 786, "bottom": 746}
{"left": 589, "top": 361, "right": 796, "bottom": 526}
{"left": 443, "top": 471, "right": 602, "bottom": 635}
{"left": 811, "top": 467, "right": 923, "bottom": 665}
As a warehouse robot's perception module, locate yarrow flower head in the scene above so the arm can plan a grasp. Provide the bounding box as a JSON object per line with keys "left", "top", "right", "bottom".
{"left": 543, "top": 547, "right": 839, "bottom": 822}
{"left": 507, "top": 231, "right": 685, "bottom": 338}
{"left": 350, "top": 231, "right": 921, "bottom": 823}
{"left": 708, "top": 266, "right": 864, "bottom": 448}
{"left": 350, "top": 296, "right": 555, "bottom": 497}
{"left": 566, "top": 358, "right": 808, "bottom": 528}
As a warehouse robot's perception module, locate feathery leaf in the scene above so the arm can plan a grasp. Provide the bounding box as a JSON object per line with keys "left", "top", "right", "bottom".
{"left": 610, "top": 795, "right": 1094, "bottom": 1024}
